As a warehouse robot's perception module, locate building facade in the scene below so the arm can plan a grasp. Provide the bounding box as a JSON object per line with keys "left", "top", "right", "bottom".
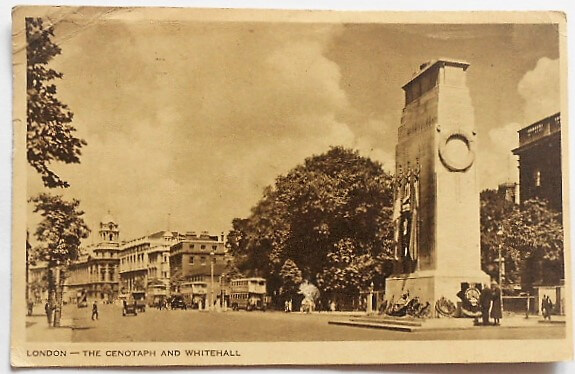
{"left": 66, "top": 214, "right": 121, "bottom": 302}
{"left": 170, "top": 231, "right": 227, "bottom": 305}
{"left": 118, "top": 230, "right": 178, "bottom": 294}
{"left": 512, "top": 113, "right": 562, "bottom": 212}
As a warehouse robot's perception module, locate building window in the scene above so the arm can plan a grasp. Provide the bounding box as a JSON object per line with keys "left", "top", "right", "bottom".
{"left": 535, "top": 169, "right": 542, "bottom": 187}
{"left": 200, "top": 256, "right": 206, "bottom": 265}
{"left": 189, "top": 256, "right": 194, "bottom": 264}
{"left": 190, "top": 244, "right": 195, "bottom": 249}
{"left": 212, "top": 245, "right": 217, "bottom": 251}
{"left": 201, "top": 245, "right": 206, "bottom": 250}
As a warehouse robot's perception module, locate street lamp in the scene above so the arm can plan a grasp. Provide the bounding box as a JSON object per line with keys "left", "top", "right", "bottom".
{"left": 210, "top": 251, "right": 215, "bottom": 311}
{"left": 496, "top": 228, "right": 504, "bottom": 314}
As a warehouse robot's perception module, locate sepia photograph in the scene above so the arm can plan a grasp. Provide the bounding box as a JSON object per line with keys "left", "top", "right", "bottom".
{"left": 10, "top": 5, "right": 571, "bottom": 367}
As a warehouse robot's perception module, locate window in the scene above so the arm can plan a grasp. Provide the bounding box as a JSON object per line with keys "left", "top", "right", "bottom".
{"left": 190, "top": 244, "right": 195, "bottom": 249}
{"left": 212, "top": 245, "right": 217, "bottom": 251}
{"left": 535, "top": 169, "right": 542, "bottom": 187}
{"left": 201, "top": 245, "right": 206, "bottom": 250}
{"left": 200, "top": 256, "right": 206, "bottom": 265}
{"left": 189, "top": 256, "right": 194, "bottom": 264}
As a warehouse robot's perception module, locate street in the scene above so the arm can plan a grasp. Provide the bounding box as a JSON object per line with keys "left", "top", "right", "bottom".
{"left": 26, "top": 303, "right": 566, "bottom": 342}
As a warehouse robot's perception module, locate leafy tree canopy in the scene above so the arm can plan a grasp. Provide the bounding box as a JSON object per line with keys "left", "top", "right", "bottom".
{"left": 480, "top": 190, "right": 564, "bottom": 289}
{"left": 26, "top": 17, "right": 86, "bottom": 188}
{"left": 228, "top": 147, "right": 394, "bottom": 296}
{"left": 30, "top": 193, "right": 90, "bottom": 266}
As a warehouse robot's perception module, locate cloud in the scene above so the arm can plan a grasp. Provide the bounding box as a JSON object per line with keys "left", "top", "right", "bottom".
{"left": 518, "top": 57, "right": 560, "bottom": 123}
{"left": 478, "top": 122, "right": 520, "bottom": 190}
{"left": 478, "top": 57, "right": 559, "bottom": 190}
{"left": 28, "top": 20, "right": 389, "bottom": 242}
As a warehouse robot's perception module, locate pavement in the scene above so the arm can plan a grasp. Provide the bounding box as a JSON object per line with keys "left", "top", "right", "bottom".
{"left": 25, "top": 313, "right": 73, "bottom": 342}
{"left": 25, "top": 304, "right": 567, "bottom": 342}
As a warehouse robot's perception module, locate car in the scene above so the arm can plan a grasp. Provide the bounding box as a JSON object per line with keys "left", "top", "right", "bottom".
{"left": 170, "top": 296, "right": 187, "bottom": 310}
{"left": 122, "top": 300, "right": 138, "bottom": 316}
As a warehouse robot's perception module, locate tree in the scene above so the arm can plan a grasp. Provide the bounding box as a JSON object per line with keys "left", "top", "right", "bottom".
{"left": 278, "top": 259, "right": 303, "bottom": 300}
{"left": 133, "top": 278, "right": 146, "bottom": 292}
{"left": 101, "top": 283, "right": 113, "bottom": 301}
{"left": 30, "top": 193, "right": 90, "bottom": 326}
{"left": 480, "top": 189, "right": 516, "bottom": 282}
{"left": 502, "top": 199, "right": 564, "bottom": 290}
{"left": 228, "top": 147, "right": 395, "bottom": 300}
{"left": 26, "top": 17, "right": 86, "bottom": 188}
{"left": 480, "top": 190, "right": 564, "bottom": 291}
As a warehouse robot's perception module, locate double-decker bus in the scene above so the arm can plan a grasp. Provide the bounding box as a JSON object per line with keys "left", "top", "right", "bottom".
{"left": 179, "top": 281, "right": 208, "bottom": 309}
{"left": 146, "top": 284, "right": 168, "bottom": 307}
{"left": 229, "top": 277, "right": 267, "bottom": 311}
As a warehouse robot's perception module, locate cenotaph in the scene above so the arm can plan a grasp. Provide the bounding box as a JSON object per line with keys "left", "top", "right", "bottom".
{"left": 385, "top": 59, "right": 490, "bottom": 317}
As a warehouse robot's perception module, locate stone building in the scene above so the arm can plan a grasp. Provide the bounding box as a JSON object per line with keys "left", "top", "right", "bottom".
{"left": 512, "top": 112, "right": 562, "bottom": 212}
{"left": 169, "top": 231, "right": 227, "bottom": 304}
{"left": 66, "top": 213, "right": 121, "bottom": 302}
{"left": 118, "top": 230, "right": 179, "bottom": 294}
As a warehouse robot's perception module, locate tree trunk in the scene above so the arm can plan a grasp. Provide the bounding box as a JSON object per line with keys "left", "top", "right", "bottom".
{"left": 53, "top": 267, "right": 66, "bottom": 327}
{"left": 47, "top": 267, "right": 56, "bottom": 326}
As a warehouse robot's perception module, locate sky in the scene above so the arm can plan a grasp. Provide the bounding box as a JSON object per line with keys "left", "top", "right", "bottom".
{"left": 23, "top": 8, "right": 561, "bottom": 243}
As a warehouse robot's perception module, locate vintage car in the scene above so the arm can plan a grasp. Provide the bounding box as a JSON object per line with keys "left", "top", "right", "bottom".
{"left": 122, "top": 300, "right": 138, "bottom": 316}
{"left": 170, "top": 295, "right": 187, "bottom": 310}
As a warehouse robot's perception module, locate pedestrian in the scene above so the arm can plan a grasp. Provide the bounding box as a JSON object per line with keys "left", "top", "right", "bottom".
{"left": 91, "top": 300, "right": 99, "bottom": 321}
{"left": 44, "top": 301, "right": 52, "bottom": 325}
{"left": 479, "top": 283, "right": 492, "bottom": 326}
{"left": 490, "top": 282, "right": 502, "bottom": 325}
{"left": 542, "top": 295, "right": 553, "bottom": 321}
{"left": 27, "top": 301, "right": 34, "bottom": 316}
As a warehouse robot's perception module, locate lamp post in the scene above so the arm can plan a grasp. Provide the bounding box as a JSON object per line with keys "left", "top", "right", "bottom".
{"left": 496, "top": 229, "right": 504, "bottom": 314}
{"left": 210, "top": 251, "right": 215, "bottom": 311}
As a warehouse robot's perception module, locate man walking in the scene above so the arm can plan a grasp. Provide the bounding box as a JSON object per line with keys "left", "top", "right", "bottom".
{"left": 91, "top": 300, "right": 99, "bottom": 321}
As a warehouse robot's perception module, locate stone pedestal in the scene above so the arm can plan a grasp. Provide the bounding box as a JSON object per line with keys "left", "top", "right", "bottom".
{"left": 385, "top": 60, "right": 490, "bottom": 317}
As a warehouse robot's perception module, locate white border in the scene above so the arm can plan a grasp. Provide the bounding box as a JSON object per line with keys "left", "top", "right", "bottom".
{"left": 2, "top": 1, "right": 574, "bottom": 373}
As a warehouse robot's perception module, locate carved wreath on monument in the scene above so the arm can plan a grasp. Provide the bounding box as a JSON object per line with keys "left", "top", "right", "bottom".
{"left": 437, "top": 127, "right": 476, "bottom": 172}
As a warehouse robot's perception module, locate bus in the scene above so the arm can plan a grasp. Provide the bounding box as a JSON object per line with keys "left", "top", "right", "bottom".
{"left": 179, "top": 281, "right": 208, "bottom": 309}
{"left": 146, "top": 284, "right": 168, "bottom": 308}
{"left": 229, "top": 277, "right": 267, "bottom": 311}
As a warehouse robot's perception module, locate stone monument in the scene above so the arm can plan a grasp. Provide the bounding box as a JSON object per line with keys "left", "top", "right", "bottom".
{"left": 385, "top": 59, "right": 490, "bottom": 318}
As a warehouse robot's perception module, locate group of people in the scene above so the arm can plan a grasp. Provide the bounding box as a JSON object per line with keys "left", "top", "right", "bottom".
{"left": 283, "top": 299, "right": 337, "bottom": 313}
{"left": 479, "top": 281, "right": 503, "bottom": 326}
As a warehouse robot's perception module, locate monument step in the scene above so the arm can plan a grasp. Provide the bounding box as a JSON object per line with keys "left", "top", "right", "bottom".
{"left": 328, "top": 320, "right": 419, "bottom": 332}
{"left": 349, "top": 317, "right": 423, "bottom": 327}
{"left": 538, "top": 320, "right": 566, "bottom": 325}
